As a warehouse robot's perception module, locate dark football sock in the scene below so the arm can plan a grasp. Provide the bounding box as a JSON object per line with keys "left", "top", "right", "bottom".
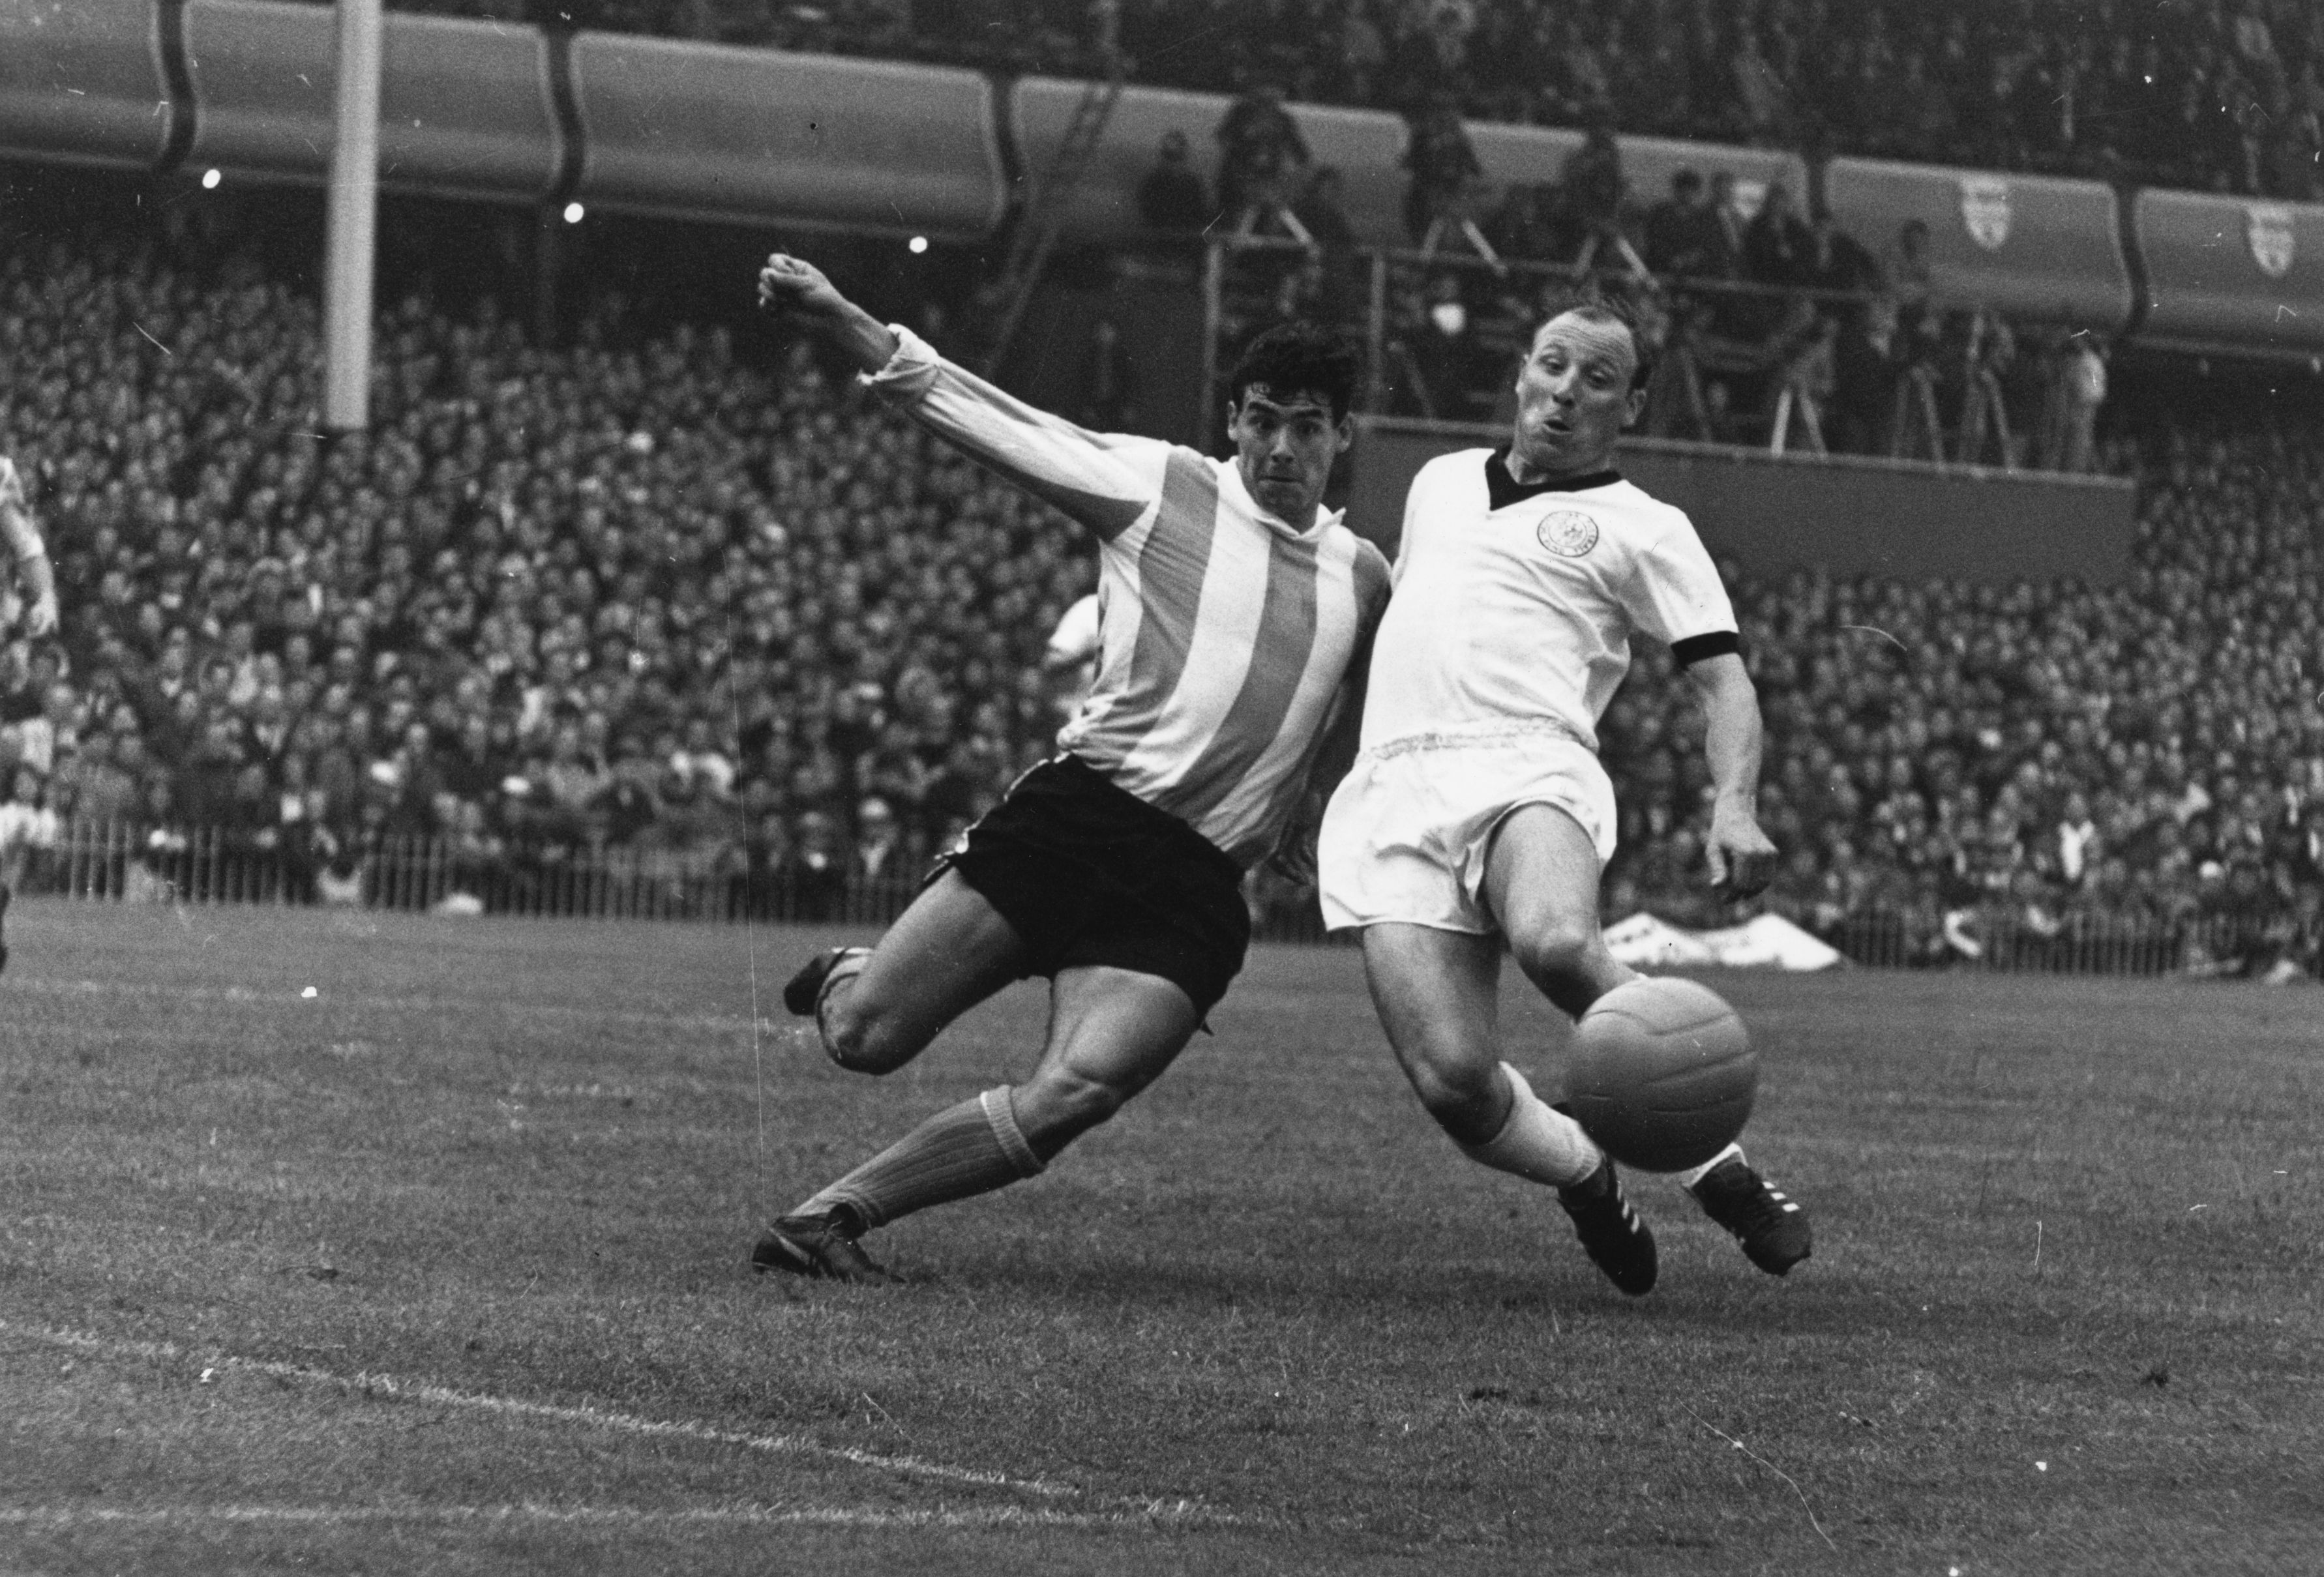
{"left": 792, "top": 1088, "right": 1045, "bottom": 1233}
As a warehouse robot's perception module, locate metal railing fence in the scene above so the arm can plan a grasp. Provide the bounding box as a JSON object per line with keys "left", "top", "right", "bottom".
{"left": 15, "top": 818, "right": 2312, "bottom": 978}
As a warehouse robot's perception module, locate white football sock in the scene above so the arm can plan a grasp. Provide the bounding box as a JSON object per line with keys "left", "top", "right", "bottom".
{"left": 1678, "top": 1143, "right": 1745, "bottom": 1190}
{"left": 1459, "top": 1063, "right": 1600, "bottom": 1189}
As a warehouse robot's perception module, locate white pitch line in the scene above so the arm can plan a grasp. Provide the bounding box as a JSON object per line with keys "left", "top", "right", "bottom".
{"left": 4, "top": 1322, "right": 1254, "bottom": 1529}
{"left": 10, "top": 976, "right": 764, "bottom": 1036}
{"left": 0, "top": 1503, "right": 1195, "bottom": 1533}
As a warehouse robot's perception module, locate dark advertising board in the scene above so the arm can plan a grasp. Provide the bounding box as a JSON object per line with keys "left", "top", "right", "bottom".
{"left": 2135, "top": 190, "right": 2324, "bottom": 358}
{"left": 183, "top": 1, "right": 561, "bottom": 199}
{"left": 1824, "top": 158, "right": 2133, "bottom": 329}
{"left": 571, "top": 38, "right": 1003, "bottom": 237}
{"left": 0, "top": 0, "right": 173, "bottom": 169}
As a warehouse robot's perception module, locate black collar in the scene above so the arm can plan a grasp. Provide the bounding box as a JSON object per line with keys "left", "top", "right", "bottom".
{"left": 1486, "top": 450, "right": 1621, "bottom": 511}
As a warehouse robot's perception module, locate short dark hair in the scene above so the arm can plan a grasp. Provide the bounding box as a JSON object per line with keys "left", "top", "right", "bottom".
{"left": 1532, "top": 294, "right": 1656, "bottom": 391}
{"left": 1227, "top": 322, "right": 1363, "bottom": 423}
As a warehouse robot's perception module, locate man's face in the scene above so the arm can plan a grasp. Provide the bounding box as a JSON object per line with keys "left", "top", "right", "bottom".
{"left": 1511, "top": 314, "right": 1644, "bottom": 477}
{"left": 1228, "top": 385, "right": 1352, "bottom": 527}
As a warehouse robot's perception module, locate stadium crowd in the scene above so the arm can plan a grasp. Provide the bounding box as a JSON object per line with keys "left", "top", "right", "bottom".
{"left": 1594, "top": 411, "right": 2324, "bottom": 975}
{"left": 0, "top": 210, "right": 2318, "bottom": 973}
{"left": 0, "top": 222, "right": 1088, "bottom": 919}
{"left": 363, "top": 0, "right": 2324, "bottom": 199}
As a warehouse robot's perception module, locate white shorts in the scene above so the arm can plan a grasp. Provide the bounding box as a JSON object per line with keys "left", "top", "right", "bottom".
{"left": 1317, "top": 733, "right": 1618, "bottom": 934}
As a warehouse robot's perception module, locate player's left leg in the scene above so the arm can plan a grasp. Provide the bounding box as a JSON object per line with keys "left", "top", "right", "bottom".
{"left": 1482, "top": 804, "right": 1811, "bottom": 1275}
{"left": 1362, "top": 922, "right": 1656, "bottom": 1295}
{"left": 754, "top": 966, "right": 1200, "bottom": 1282}
{"left": 785, "top": 870, "right": 1028, "bottom": 1075}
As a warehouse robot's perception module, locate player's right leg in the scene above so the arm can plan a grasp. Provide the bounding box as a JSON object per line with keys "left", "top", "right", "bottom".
{"left": 1360, "top": 923, "right": 1655, "bottom": 1295}
{"left": 1483, "top": 804, "right": 1811, "bottom": 1276}
{"left": 784, "top": 870, "right": 1025, "bottom": 1075}
{"left": 755, "top": 964, "right": 1201, "bottom": 1283}
{"left": 1478, "top": 802, "right": 1635, "bottom": 1019}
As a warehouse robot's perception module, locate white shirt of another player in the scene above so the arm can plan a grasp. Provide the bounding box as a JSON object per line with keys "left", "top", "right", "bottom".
{"left": 1043, "top": 591, "right": 1103, "bottom": 717}
{"left": 0, "top": 458, "right": 56, "bottom": 638}
{"left": 1363, "top": 450, "right": 1736, "bottom": 756}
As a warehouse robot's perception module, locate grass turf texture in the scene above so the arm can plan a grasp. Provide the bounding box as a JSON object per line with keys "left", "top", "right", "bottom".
{"left": 1, "top": 903, "right": 2318, "bottom": 1576}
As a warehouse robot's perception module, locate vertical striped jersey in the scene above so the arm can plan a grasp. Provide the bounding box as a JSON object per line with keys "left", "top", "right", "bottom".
{"left": 864, "top": 328, "right": 1390, "bottom": 867}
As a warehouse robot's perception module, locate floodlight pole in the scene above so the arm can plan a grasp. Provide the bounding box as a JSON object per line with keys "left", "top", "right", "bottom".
{"left": 321, "top": 0, "right": 383, "bottom": 434}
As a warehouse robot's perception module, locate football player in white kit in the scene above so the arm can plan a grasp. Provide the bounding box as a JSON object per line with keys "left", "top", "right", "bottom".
{"left": 1318, "top": 300, "right": 1811, "bottom": 1295}
{"left": 0, "top": 456, "right": 57, "bottom": 974}
{"left": 0, "top": 458, "right": 58, "bottom": 643}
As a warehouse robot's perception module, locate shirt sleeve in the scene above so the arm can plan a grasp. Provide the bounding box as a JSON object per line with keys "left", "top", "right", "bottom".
{"left": 1623, "top": 510, "right": 1736, "bottom": 649}
{"left": 860, "top": 327, "right": 1167, "bottom": 544}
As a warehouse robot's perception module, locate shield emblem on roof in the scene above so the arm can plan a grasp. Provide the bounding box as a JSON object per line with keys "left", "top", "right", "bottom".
{"left": 2248, "top": 203, "right": 2295, "bottom": 279}
{"left": 1960, "top": 176, "right": 2011, "bottom": 251}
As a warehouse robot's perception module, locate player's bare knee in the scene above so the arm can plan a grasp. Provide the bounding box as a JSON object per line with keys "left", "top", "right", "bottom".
{"left": 820, "top": 996, "right": 916, "bottom": 1075}
{"left": 1403, "top": 1050, "right": 1501, "bottom": 1136}
{"left": 1508, "top": 923, "right": 1602, "bottom": 1012}
{"left": 1017, "top": 1067, "right": 1125, "bottom": 1147}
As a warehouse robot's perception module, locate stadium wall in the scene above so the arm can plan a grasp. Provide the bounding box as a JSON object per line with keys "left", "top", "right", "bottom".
{"left": 1343, "top": 417, "right": 2139, "bottom": 588}
{"left": 3, "top": 6, "right": 2322, "bottom": 359}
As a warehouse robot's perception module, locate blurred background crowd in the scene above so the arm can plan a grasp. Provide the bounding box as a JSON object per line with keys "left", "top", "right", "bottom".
{"left": 0, "top": 211, "right": 1086, "bottom": 922}
{"left": 3, "top": 0, "right": 2322, "bottom": 976}
{"left": 361, "top": 0, "right": 2324, "bottom": 200}
{"left": 1, "top": 196, "right": 2316, "bottom": 974}
{"left": 1595, "top": 413, "right": 2324, "bottom": 976}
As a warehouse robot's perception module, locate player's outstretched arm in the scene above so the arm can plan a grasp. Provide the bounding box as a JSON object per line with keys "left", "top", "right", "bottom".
{"left": 756, "top": 254, "right": 900, "bottom": 374}
{"left": 1685, "top": 651, "right": 1776, "bottom": 900}
{"left": 0, "top": 460, "right": 55, "bottom": 640}
{"left": 756, "top": 254, "right": 1157, "bottom": 542}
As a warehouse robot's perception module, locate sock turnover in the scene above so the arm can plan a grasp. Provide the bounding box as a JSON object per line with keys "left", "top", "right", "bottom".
{"left": 1459, "top": 1062, "right": 1601, "bottom": 1190}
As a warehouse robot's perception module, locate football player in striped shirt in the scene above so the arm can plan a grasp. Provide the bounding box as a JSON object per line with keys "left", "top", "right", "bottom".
{"left": 1318, "top": 299, "right": 1813, "bottom": 1295}
{"left": 751, "top": 254, "right": 1388, "bottom": 1282}
{"left": 0, "top": 455, "right": 57, "bottom": 975}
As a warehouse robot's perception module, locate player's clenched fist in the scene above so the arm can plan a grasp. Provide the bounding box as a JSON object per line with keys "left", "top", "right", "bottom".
{"left": 1705, "top": 801, "right": 1777, "bottom": 900}
{"left": 756, "top": 254, "right": 847, "bottom": 319}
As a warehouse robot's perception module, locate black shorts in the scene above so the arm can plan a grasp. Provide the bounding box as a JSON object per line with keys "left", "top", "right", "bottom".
{"left": 934, "top": 754, "right": 1251, "bottom": 1017}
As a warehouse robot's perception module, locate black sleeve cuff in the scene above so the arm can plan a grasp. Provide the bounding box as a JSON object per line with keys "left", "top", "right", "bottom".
{"left": 1671, "top": 630, "right": 1743, "bottom": 666}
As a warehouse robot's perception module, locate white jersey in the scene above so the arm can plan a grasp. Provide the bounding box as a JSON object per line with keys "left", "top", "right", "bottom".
{"left": 1046, "top": 593, "right": 1103, "bottom": 668}
{"left": 1362, "top": 450, "right": 1737, "bottom": 756}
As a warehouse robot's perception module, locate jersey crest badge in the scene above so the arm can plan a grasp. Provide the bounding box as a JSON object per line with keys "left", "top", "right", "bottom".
{"left": 1960, "top": 175, "right": 2011, "bottom": 251}
{"left": 2248, "top": 203, "right": 2295, "bottom": 280}
{"left": 1536, "top": 508, "right": 1600, "bottom": 557}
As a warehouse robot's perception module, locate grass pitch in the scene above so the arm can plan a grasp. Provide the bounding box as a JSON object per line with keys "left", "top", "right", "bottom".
{"left": 2, "top": 902, "right": 2318, "bottom": 1576}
